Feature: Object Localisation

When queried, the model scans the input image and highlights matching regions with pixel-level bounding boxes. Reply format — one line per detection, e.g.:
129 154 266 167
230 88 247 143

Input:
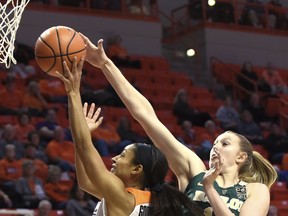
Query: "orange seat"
134 73 153 85
270 182 288 200
29 58 44 75
190 97 221 118
132 122 147 137
154 85 178 98
252 144 269 159
156 111 178 126
151 74 173 85
170 72 193 88
30 116 45 125
150 56 170 71
138 56 153 70
55 106 69 128
0 70 8 83
165 168 176 185
0 115 17 126
212 62 236 86
266 97 281 117
85 73 109 90
282 153 288 171
153 95 174 110
271 181 287 192
138 83 157 98
105 107 132 123
187 86 213 99
270 200 288 216
279 103 288 127
102 157 112 170
168 124 183 137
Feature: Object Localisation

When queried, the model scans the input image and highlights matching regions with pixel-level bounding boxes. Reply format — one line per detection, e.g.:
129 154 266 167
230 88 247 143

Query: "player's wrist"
67 89 81 97
100 58 112 69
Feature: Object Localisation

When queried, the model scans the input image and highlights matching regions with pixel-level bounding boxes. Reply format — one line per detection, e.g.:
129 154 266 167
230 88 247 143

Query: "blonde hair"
228 131 278 188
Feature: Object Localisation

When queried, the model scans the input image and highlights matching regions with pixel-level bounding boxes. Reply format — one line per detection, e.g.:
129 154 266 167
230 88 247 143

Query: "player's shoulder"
246 182 269 195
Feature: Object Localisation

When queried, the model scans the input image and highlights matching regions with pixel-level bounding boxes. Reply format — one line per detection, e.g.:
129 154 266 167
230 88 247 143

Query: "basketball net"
0 0 30 68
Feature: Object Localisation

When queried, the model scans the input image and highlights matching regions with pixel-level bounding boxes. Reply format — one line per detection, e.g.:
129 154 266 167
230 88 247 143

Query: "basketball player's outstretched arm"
56 57 136 209
80 34 206 190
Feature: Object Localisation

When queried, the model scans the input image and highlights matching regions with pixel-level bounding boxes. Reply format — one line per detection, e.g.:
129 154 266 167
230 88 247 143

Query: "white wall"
157 0 188 16
205 28 288 69
15 4 288 70
280 0 288 7
17 9 162 56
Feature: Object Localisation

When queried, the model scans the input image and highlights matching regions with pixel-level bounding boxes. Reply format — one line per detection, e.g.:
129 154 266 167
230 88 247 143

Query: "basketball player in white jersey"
56 56 203 216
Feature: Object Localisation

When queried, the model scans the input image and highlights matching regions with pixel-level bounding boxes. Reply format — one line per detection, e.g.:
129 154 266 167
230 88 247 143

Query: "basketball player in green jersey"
79 33 278 216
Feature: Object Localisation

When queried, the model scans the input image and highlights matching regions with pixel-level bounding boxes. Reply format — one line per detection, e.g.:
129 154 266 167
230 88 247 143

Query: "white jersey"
92 188 151 216
92 198 106 216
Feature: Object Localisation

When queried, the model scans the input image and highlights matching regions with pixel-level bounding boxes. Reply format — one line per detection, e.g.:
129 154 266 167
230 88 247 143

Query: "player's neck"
217 171 239 188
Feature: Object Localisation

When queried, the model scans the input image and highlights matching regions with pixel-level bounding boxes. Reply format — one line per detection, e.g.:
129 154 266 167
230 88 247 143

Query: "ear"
236 152 248 164
131 164 143 175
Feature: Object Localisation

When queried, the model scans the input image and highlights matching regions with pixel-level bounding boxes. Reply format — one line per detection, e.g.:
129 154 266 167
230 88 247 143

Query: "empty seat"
270 200 288 216
270 181 288 200
252 144 269 159
188 86 213 99
0 115 17 126
282 153 288 171
170 73 193 88
102 157 113 170
266 97 281 117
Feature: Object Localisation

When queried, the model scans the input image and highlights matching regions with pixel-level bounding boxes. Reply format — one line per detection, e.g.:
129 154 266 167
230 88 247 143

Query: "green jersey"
184 172 247 216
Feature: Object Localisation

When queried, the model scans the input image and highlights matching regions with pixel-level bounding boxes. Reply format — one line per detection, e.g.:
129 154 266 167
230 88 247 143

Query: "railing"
210 56 288 130
168 0 288 39
210 57 255 100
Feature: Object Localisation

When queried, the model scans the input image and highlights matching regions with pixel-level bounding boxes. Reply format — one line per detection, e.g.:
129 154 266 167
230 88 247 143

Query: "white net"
0 0 30 68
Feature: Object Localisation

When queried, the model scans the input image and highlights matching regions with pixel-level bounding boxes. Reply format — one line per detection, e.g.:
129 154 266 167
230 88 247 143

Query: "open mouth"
210 153 218 159
110 164 116 172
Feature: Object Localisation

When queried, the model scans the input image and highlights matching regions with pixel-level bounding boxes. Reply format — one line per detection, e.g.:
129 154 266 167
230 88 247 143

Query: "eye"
120 152 125 157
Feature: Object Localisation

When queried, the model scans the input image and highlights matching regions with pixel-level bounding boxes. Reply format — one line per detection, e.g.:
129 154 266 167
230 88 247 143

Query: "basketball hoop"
0 0 30 68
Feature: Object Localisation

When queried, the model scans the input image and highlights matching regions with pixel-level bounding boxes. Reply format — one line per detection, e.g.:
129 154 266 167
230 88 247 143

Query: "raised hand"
83 102 103 132
55 56 84 94
79 33 109 69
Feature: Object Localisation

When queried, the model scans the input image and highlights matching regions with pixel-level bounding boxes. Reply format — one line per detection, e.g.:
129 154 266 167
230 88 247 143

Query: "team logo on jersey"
235 185 247 199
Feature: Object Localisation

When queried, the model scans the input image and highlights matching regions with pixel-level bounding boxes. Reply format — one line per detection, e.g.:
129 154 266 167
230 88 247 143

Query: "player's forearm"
67 92 94 152
204 184 235 216
68 92 107 186
75 152 99 195
101 59 154 120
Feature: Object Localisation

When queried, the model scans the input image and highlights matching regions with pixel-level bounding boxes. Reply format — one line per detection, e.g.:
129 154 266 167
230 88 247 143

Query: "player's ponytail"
133 143 203 216
228 131 278 188
149 183 203 216
239 151 277 188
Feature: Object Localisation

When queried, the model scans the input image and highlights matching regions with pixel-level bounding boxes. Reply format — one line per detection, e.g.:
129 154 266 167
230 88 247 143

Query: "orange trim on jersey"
126 188 151 205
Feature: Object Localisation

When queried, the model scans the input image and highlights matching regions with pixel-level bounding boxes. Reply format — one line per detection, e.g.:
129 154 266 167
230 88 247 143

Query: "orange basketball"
34 26 86 77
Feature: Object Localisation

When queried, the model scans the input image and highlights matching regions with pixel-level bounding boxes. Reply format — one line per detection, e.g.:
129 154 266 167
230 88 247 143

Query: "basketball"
34 26 86 77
